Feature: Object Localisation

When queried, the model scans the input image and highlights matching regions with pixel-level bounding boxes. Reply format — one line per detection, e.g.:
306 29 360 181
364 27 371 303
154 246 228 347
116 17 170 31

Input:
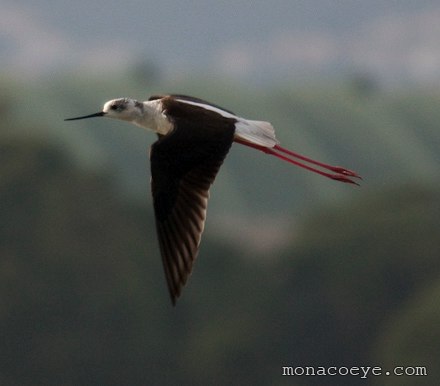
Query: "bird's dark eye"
110 104 118 110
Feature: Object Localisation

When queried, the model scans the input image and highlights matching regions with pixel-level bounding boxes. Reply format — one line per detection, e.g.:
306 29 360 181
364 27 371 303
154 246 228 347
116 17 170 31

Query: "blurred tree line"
0 70 440 386
1 132 439 385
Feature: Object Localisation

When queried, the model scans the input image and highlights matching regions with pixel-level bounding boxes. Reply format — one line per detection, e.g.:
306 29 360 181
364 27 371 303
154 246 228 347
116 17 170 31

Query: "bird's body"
100 95 279 147
66 94 360 304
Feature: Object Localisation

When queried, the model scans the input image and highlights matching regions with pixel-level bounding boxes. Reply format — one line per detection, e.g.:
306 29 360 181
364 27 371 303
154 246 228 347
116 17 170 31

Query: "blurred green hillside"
1 73 440 385
3 72 439 212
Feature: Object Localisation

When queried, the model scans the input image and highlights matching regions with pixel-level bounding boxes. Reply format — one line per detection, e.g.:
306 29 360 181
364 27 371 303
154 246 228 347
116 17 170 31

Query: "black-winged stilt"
66 94 360 304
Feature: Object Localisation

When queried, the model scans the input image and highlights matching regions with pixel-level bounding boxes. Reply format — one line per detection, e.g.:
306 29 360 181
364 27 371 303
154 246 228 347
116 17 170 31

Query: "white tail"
234 119 279 148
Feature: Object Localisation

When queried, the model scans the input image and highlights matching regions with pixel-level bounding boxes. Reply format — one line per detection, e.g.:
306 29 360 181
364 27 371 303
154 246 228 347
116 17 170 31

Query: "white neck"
133 100 173 135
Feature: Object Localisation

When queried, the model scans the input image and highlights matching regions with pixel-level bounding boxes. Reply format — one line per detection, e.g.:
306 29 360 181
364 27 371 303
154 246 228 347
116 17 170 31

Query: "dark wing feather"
149 94 236 115
150 97 236 304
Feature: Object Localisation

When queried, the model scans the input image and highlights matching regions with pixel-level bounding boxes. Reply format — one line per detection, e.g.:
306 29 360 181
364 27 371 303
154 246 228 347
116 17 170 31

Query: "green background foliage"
1 73 439 385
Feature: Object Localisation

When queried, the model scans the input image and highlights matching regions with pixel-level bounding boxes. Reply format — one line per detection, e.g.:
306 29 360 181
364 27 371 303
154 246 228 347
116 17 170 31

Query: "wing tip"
168 282 182 306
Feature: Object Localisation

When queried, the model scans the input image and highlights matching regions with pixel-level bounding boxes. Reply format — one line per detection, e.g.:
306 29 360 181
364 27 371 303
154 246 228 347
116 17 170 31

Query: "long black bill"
64 112 105 121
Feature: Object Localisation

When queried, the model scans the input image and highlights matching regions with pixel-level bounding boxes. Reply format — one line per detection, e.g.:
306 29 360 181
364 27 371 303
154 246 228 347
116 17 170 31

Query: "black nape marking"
135 100 144 112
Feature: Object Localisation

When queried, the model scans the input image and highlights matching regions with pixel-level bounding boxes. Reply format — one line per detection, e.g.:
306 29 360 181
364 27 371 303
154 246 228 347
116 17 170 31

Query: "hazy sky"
3 0 440 84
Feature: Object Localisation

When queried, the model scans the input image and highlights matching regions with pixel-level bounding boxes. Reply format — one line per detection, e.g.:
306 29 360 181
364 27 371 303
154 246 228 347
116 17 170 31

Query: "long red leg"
274 144 361 179
234 139 360 185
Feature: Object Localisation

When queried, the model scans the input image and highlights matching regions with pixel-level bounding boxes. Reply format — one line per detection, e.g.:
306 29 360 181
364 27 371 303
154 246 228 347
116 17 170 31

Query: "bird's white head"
102 98 144 121
65 98 144 123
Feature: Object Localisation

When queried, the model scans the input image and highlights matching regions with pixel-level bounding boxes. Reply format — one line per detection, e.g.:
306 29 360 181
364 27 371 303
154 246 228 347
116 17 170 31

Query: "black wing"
150 97 236 304
148 94 236 115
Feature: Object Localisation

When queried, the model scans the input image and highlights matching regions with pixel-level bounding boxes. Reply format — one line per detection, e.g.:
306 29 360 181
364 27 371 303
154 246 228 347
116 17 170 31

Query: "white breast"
137 100 173 135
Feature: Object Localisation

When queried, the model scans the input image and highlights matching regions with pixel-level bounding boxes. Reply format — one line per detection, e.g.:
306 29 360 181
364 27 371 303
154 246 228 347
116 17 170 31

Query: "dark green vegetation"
1 75 439 385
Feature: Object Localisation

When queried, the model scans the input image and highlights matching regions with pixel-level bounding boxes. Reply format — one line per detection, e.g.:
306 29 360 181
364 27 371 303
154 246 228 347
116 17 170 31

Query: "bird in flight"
66 94 360 304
